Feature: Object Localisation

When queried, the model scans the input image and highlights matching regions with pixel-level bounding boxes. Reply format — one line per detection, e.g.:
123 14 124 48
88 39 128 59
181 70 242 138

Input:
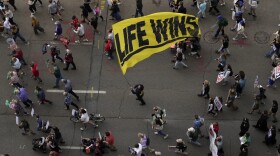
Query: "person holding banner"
197 80 210 99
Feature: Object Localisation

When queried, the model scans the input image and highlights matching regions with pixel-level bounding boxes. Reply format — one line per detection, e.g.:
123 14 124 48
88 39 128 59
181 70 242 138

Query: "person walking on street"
103 131 117 151
80 5 89 23
263 125 277 145
197 80 210 99
208 98 217 116
13 48 27 65
4 5 15 25
248 0 258 17
27 0 36 14
152 115 168 139
216 34 230 55
253 110 269 132
73 23 88 43
239 118 249 136
197 1 206 19
61 79 80 101
11 24 29 45
209 0 220 15
214 15 228 38
225 85 238 110
35 86 52 105
48 0 62 21
19 119 36 135
7 71 22 88
269 100 278 123
31 15 44 35
177 1 186 14
15 87 34 108
54 20 62 40
63 92 79 110
248 95 262 114
10 99 29 115
48 63 63 88
233 20 247 41
135 0 144 17
63 49 76 70
193 114 204 137
131 84 145 105
7 0 17 11
34 0 43 7
104 39 113 59
30 62 43 83
235 71 246 98
49 45 63 63
138 133 155 153
173 47 188 69
110 1 121 21
90 16 100 34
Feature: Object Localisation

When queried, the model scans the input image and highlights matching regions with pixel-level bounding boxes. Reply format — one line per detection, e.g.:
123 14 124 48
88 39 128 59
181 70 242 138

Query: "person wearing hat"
61 79 80 101
63 49 76 70
30 62 43 83
168 138 187 154
186 127 201 146
197 1 207 19
214 15 228 38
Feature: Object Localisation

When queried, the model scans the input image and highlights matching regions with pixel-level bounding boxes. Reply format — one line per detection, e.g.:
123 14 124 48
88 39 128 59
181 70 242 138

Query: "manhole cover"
203 31 220 44
254 31 270 44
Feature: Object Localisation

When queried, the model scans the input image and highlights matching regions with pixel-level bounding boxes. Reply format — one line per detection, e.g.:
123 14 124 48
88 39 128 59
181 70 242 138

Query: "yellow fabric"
112 12 201 74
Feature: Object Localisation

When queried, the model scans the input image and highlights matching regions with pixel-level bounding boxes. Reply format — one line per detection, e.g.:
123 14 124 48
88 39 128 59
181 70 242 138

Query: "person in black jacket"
269 100 278 123
110 1 121 21
253 110 269 132
131 84 145 105
239 118 249 136
177 1 186 14
263 125 277 145
209 0 220 15
135 0 144 17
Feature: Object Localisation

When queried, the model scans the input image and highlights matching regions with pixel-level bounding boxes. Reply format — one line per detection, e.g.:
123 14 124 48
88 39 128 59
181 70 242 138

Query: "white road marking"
49 42 93 45
46 90 106 94
60 146 82 150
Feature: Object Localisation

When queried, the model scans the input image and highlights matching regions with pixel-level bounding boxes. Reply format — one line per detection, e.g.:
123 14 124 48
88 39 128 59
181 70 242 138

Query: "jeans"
55 76 63 87
13 32 27 43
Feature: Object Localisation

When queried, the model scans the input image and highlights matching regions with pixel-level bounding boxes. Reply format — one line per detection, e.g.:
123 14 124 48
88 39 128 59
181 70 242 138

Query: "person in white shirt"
3 17 11 35
132 143 143 156
73 24 88 43
11 57 21 73
79 108 98 130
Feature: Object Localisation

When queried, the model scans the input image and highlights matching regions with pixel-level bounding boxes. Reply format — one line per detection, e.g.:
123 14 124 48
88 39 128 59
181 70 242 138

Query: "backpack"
146 137 150 146
220 18 228 27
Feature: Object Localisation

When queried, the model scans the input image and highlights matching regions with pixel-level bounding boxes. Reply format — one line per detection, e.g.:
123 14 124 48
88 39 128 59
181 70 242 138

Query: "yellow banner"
112 12 201 74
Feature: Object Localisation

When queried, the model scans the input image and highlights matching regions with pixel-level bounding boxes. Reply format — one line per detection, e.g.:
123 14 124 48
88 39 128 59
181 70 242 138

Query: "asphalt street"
0 0 280 156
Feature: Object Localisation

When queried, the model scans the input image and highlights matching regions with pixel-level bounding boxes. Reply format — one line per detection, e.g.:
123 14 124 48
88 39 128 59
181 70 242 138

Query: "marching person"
11 24 29 45
131 84 145 105
138 133 154 153
54 20 62 40
216 34 230 55
235 71 246 98
208 98 217 116
15 87 34 108
187 127 201 146
63 49 76 70
215 53 227 71
61 79 80 101
263 125 277 145
173 47 188 69
233 20 247 41
63 92 79 110
239 118 250 136
253 110 269 132
34 86 52 105
152 114 168 139
49 63 63 88
104 39 113 60
193 114 204 137
7 71 22 88
30 62 43 83
197 80 210 99
103 131 117 151
268 100 278 123
214 15 228 38
197 1 206 19
19 119 36 135
248 95 262 114
49 45 63 63
31 15 44 35
225 85 238 110
73 23 88 43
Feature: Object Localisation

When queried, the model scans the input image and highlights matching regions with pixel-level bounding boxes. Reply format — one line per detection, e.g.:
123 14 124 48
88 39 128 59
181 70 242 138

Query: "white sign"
16 116 19 125
214 96 223 111
216 72 225 83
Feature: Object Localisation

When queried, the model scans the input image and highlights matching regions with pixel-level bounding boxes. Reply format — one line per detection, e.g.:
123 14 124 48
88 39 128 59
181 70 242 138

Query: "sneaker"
83 39 89 42
224 103 227 106
75 40 80 43
80 127 84 131
163 134 169 139
25 41 30 45
154 131 158 135
233 38 237 41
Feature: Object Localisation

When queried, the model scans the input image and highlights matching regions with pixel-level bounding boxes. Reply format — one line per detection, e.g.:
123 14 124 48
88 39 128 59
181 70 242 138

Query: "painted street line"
49 41 93 45
46 90 106 94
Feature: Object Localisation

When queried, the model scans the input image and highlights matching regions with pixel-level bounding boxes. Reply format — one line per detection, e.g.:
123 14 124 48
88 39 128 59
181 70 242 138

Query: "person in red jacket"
71 15 80 30
13 48 27 65
104 39 113 60
30 62 42 83
63 49 76 70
